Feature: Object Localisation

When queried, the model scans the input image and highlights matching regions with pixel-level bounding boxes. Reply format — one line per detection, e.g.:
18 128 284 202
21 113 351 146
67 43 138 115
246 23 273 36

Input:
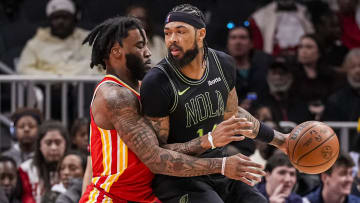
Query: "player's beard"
168 42 199 69
125 53 150 81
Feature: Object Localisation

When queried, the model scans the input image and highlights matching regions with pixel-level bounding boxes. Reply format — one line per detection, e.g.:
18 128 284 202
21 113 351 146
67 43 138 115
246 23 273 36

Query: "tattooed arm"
146 106 252 156
98 84 222 176
97 84 265 181
225 87 288 153
145 116 211 156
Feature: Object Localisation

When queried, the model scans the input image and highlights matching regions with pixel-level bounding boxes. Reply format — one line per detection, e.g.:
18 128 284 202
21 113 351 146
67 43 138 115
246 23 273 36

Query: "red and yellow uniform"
80 75 158 203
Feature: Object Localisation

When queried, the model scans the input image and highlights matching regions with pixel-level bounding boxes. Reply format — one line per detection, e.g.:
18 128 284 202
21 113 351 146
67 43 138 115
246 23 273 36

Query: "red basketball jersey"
89 74 156 202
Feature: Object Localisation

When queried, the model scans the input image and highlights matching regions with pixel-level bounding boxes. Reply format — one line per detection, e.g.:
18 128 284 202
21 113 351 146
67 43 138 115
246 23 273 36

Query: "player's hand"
210 116 252 148
269 184 287 203
224 153 265 186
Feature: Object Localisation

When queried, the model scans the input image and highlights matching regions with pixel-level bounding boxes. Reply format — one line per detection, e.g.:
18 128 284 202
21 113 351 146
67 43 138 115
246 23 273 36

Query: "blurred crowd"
0 0 360 202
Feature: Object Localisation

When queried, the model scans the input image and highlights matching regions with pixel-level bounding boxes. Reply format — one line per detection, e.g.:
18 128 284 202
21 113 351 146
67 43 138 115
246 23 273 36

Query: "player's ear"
111 43 123 59
197 28 206 44
111 47 122 59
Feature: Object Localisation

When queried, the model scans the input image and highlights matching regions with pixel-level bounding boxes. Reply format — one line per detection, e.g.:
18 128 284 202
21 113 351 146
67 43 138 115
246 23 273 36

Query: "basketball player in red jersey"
79 16 266 203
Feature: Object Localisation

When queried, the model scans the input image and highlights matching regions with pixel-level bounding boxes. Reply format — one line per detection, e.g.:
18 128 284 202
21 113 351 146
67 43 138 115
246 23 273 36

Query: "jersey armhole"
209 48 231 93
156 65 178 114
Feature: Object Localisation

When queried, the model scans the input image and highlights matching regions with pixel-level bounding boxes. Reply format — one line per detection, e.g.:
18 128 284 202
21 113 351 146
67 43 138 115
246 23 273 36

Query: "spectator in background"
256 153 303 203
322 49 360 159
126 4 167 66
293 34 340 121
313 8 348 70
2 108 42 166
323 49 360 122
19 121 69 203
256 56 312 123
226 24 273 108
16 0 102 122
249 0 314 56
0 156 22 203
337 0 360 49
55 151 86 203
17 0 99 75
304 152 360 203
351 156 360 197
69 118 89 154
42 151 86 203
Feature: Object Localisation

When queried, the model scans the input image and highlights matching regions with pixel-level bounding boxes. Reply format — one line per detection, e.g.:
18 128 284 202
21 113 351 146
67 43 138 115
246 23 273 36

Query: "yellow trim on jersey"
102 195 113 203
105 74 140 97
96 126 129 192
99 128 109 176
87 187 99 203
91 177 100 185
104 129 112 175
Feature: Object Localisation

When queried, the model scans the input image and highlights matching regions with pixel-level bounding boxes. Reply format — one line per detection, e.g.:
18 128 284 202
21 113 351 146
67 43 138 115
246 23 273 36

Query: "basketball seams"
295 133 336 164
291 123 319 163
294 148 339 168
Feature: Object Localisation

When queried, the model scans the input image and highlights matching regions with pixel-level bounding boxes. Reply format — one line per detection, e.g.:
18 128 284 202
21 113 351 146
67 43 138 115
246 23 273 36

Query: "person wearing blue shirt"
304 152 360 203
256 152 303 203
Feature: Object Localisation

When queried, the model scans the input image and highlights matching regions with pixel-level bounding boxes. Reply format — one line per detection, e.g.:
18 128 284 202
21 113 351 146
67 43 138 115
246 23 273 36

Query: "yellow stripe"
124 140 128 168
357 117 360 132
117 135 121 173
104 130 112 175
105 74 140 96
86 187 98 203
104 137 124 192
91 177 100 185
100 175 112 191
99 128 108 176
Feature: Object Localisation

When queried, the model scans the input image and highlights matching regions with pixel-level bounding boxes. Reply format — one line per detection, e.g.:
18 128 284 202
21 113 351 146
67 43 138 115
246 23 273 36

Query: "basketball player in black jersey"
140 4 290 203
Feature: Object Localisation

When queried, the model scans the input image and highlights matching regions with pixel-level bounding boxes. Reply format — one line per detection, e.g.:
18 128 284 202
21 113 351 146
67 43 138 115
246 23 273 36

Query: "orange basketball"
287 121 339 174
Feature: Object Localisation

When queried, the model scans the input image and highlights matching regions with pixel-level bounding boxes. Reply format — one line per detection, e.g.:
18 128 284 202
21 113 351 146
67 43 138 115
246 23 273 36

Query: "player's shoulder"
210 49 232 59
209 48 237 73
142 60 172 87
210 48 236 66
98 82 138 107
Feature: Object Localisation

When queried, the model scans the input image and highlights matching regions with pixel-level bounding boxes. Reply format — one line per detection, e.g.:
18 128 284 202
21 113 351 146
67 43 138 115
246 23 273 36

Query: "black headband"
165 12 205 29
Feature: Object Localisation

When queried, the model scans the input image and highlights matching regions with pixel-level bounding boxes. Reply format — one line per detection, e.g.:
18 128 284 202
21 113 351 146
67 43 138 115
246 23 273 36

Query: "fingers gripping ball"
287 121 339 174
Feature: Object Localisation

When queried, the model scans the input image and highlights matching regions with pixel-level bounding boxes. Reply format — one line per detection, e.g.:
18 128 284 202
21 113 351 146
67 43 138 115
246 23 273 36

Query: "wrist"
209 158 223 174
200 135 211 150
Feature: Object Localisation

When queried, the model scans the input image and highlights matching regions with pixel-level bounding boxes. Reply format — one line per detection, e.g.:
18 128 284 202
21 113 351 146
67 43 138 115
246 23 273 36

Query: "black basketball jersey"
141 48 236 158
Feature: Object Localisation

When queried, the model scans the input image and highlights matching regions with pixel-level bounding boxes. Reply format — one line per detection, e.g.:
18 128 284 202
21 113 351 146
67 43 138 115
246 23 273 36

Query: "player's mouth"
170 48 181 56
169 45 183 57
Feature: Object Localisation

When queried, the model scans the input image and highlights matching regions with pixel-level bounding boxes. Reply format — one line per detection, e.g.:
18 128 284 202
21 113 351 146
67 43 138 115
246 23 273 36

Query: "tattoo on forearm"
146 116 169 145
237 107 260 139
162 137 208 156
147 116 208 156
224 88 238 120
270 131 286 148
103 84 221 176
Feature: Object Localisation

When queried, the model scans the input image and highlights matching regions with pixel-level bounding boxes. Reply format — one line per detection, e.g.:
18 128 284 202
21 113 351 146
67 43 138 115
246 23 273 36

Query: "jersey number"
197 124 217 137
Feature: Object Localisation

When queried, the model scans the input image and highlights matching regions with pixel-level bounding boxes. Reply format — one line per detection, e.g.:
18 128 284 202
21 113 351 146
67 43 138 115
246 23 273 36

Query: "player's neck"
322 187 346 203
180 49 205 80
106 69 139 90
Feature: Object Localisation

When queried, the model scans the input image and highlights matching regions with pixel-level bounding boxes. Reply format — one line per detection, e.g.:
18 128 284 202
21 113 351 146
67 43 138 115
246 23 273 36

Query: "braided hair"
83 16 145 69
169 4 209 61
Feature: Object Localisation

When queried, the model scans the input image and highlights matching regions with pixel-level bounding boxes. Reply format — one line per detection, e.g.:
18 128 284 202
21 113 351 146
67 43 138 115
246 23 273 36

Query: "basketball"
287 121 339 174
